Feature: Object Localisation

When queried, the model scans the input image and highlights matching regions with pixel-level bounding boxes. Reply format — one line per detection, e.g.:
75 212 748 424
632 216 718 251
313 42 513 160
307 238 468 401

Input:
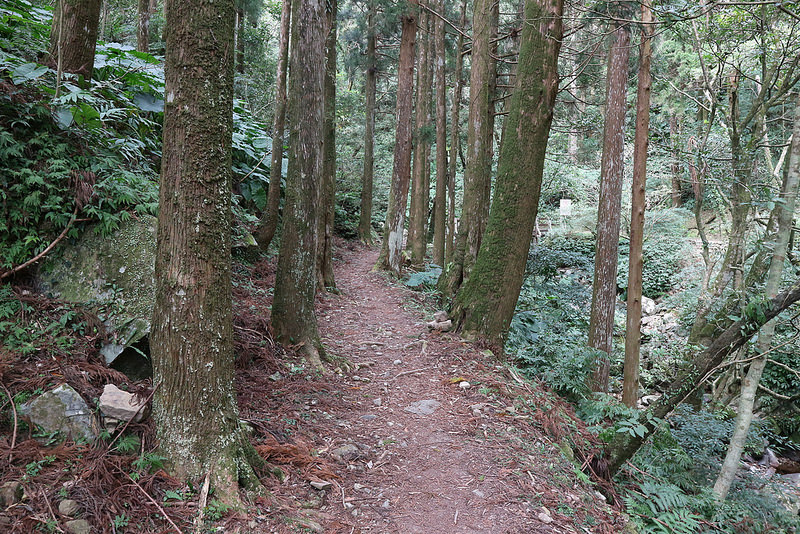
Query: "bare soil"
0 242 627 533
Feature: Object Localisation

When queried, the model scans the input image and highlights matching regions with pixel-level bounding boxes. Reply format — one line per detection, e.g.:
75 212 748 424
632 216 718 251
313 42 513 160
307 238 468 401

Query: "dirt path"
294 245 623 533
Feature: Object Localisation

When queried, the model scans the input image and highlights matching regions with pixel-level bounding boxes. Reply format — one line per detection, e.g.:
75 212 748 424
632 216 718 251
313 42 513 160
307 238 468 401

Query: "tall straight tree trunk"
152 0 262 504
431 0 447 266
136 0 150 53
713 98 800 501
669 114 682 207
588 22 630 392
446 0 468 264
317 0 337 291
451 0 564 344
622 1 654 408
48 0 102 81
407 9 430 267
255 0 290 251
443 0 493 295
376 3 417 275
272 0 328 368
358 0 377 245
236 7 245 73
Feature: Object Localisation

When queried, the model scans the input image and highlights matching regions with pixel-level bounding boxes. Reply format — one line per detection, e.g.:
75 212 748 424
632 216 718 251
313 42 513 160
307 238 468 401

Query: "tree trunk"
607 277 800 476
316 0 337 291
588 22 630 392
358 0 377 245
713 96 800 501
450 0 564 345
254 0 290 252
376 3 417 275
407 8 430 267
236 7 245 73
669 114 682 207
446 0 468 265
442 0 494 296
136 0 150 53
48 0 102 81
622 1 653 408
431 0 447 267
272 0 328 368
153 0 262 504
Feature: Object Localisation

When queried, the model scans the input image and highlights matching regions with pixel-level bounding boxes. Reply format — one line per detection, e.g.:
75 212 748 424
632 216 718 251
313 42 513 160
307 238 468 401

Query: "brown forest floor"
0 242 628 533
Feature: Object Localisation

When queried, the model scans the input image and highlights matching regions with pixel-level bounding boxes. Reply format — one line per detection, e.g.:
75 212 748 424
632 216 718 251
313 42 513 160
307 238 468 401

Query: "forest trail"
271 244 624 533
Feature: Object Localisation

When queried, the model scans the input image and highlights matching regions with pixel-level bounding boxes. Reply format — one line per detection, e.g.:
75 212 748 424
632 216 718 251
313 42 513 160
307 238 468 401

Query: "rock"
309 480 332 491
296 519 323 533
537 510 553 524
404 399 441 416
382 499 391 509
64 519 92 534
427 319 452 332
58 499 81 517
393 359 402 365
433 310 448 322
0 515 12 528
641 296 656 316
372 397 382 407
640 394 661 406
360 414 377 421
36 216 157 378
99 384 148 423
459 381 471 390
19 384 98 442
472 489 485 499
331 444 361 463
0 481 23 507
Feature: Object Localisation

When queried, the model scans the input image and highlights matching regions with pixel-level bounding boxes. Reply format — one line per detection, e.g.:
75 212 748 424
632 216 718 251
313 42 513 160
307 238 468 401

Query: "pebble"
58 499 81 517
360 414 377 421
472 489 485 499
393 359 402 365
310 480 333 491
373 397 382 406
459 381 471 390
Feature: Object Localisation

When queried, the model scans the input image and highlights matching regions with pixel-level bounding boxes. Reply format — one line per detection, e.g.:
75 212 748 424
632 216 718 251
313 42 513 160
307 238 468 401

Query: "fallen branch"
124 470 184 534
1 381 18 462
0 206 79 280
391 366 434 380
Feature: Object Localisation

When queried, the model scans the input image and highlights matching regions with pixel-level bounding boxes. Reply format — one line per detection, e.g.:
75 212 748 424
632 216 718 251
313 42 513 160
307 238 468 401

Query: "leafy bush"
405 264 442 289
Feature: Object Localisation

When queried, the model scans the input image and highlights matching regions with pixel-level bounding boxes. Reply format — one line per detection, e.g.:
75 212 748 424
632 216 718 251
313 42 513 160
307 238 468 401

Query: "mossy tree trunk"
316 0 337 291
450 0 564 344
442 0 494 296
152 0 262 505
48 0 102 81
254 0 290 252
607 278 800 476
358 0 377 245
236 7 245 73
431 0 447 267
622 1 653 408
376 2 418 275
588 21 630 392
407 9 430 267
272 0 328 369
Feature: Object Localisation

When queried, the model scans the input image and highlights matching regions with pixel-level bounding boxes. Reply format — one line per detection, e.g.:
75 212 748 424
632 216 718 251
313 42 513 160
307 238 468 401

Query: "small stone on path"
331 444 361 463
310 480 333 491
64 519 92 534
404 399 441 415
58 499 81 517
0 482 22 507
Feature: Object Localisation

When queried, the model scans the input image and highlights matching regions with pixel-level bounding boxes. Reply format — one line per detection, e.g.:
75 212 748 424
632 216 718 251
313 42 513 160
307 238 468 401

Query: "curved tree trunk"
450 0 564 345
431 0 447 267
272 0 328 369
358 0 377 245
152 0 262 505
713 95 800 501
376 3 418 275
588 22 630 392
622 1 653 408
316 0 337 291
48 0 102 81
254 0 291 251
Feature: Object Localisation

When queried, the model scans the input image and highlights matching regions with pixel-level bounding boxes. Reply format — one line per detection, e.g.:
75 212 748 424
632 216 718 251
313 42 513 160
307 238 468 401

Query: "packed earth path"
259 244 626 533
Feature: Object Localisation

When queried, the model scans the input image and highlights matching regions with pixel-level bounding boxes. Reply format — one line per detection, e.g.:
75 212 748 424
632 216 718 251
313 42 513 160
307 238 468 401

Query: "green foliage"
405 264 442 289
112 514 130 530
115 434 141 455
130 452 167 480
203 498 232 521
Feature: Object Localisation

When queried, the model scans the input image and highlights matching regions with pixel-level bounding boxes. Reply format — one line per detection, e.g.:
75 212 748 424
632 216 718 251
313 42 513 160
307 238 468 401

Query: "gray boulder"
19 384 98 442
37 216 156 374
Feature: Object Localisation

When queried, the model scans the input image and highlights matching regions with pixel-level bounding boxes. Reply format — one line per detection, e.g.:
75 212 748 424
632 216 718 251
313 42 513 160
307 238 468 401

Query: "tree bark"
443 0 494 296
669 114 682 207
622 1 654 408
431 0 447 267
445 0 468 265
316 0 337 291
136 0 150 53
358 0 377 245
272 0 328 368
607 277 800 476
376 3 417 275
588 22 630 392
713 95 800 502
254 0 290 252
153 0 262 504
407 8 431 267
450 0 564 344
48 0 102 81
236 7 245 73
